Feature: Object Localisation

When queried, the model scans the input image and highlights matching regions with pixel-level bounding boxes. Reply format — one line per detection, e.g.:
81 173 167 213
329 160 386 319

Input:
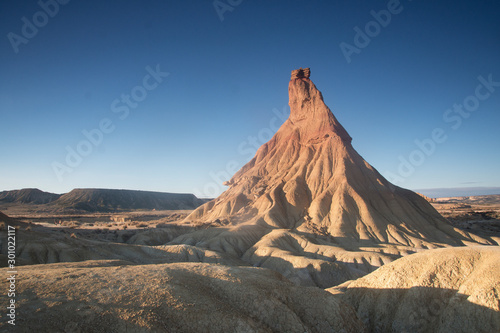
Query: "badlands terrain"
1 69 499 332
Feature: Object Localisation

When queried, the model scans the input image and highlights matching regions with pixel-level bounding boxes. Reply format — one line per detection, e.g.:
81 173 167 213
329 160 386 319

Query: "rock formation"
291 67 311 79
186 68 489 249
172 68 499 287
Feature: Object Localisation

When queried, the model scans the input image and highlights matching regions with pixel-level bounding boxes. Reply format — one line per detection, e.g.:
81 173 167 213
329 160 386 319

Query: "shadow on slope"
334 286 500 333
329 245 500 332
0 261 367 332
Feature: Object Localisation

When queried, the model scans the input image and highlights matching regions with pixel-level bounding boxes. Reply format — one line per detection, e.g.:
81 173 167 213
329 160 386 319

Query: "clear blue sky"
1 0 499 198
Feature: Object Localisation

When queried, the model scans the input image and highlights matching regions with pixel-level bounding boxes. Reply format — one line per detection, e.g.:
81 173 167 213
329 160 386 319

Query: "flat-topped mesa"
291 67 311 80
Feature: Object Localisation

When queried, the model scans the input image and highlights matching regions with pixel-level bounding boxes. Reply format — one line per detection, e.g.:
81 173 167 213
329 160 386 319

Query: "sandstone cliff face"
186 70 489 249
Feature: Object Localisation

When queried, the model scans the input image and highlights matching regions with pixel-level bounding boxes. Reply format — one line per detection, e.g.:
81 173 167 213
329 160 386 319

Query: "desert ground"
2 194 499 249
1 195 499 332
431 195 500 237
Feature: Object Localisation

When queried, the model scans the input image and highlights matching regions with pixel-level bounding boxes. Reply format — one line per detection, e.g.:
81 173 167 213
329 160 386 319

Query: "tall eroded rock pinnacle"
187 68 487 248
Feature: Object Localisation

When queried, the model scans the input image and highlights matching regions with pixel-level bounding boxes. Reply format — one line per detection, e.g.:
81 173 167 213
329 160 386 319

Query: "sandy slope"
329 246 500 332
0 261 366 332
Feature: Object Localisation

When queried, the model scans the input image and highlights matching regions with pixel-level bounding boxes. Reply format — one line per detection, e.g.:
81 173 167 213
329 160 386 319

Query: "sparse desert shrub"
122 225 128 230
136 223 147 228
87 223 94 227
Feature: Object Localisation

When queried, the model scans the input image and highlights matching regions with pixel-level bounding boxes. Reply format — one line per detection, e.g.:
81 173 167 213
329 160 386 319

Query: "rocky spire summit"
290 67 311 80
287 68 352 143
